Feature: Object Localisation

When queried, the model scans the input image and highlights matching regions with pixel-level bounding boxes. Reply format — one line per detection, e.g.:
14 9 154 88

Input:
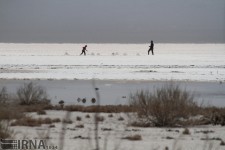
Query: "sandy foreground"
10 110 225 150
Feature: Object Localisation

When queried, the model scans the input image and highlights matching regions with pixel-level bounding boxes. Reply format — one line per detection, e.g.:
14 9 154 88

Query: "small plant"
101 128 112 131
118 116 124 121
95 116 104 122
85 114 90 118
75 124 84 128
76 116 82 121
63 119 73 124
183 128 190 135
52 118 61 123
49 124 55 128
37 110 46 115
108 114 113 118
220 140 225 146
164 136 174 140
11 117 60 127
122 134 142 141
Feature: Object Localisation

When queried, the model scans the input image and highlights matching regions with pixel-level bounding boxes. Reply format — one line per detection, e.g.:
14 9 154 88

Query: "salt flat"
0 43 224 81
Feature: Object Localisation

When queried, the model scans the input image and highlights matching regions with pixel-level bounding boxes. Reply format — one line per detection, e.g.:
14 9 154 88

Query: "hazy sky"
0 0 224 43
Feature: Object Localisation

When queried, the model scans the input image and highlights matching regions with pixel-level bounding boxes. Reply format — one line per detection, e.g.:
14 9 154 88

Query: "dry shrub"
85 114 90 118
164 136 174 140
202 107 225 126
75 124 84 128
11 117 61 127
122 134 142 141
76 116 82 121
221 140 225 146
95 116 104 122
183 128 190 135
118 116 124 121
101 128 112 131
11 116 41 127
17 82 50 105
49 124 55 128
52 118 61 123
37 110 46 115
108 114 113 118
62 119 73 124
73 135 90 140
63 105 134 113
129 83 198 127
64 105 84 111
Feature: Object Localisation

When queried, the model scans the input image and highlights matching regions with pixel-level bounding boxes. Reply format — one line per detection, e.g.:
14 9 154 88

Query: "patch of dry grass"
122 134 142 141
63 105 134 113
75 124 84 128
183 128 190 135
37 110 47 115
11 116 61 127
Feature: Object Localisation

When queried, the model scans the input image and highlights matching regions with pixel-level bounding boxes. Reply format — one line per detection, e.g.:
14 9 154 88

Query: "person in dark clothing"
148 41 154 55
80 45 88 56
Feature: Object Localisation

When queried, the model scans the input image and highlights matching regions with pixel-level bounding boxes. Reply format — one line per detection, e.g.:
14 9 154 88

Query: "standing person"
148 41 154 55
80 45 88 56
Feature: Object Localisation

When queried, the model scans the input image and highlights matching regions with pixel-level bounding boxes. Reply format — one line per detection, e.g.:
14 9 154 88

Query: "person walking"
148 41 154 55
80 45 88 56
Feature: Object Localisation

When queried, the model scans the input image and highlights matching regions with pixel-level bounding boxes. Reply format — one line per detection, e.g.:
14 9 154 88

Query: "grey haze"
0 0 224 43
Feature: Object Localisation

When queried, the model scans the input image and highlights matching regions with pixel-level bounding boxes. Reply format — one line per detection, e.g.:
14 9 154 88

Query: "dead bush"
75 124 84 128
76 116 82 121
0 87 8 104
118 116 124 121
52 118 61 123
17 82 50 105
11 117 60 127
221 140 225 146
122 134 142 141
11 116 41 127
62 119 73 124
108 114 113 118
183 128 190 135
85 114 90 118
37 110 46 115
95 116 104 122
129 83 198 127
49 124 55 128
